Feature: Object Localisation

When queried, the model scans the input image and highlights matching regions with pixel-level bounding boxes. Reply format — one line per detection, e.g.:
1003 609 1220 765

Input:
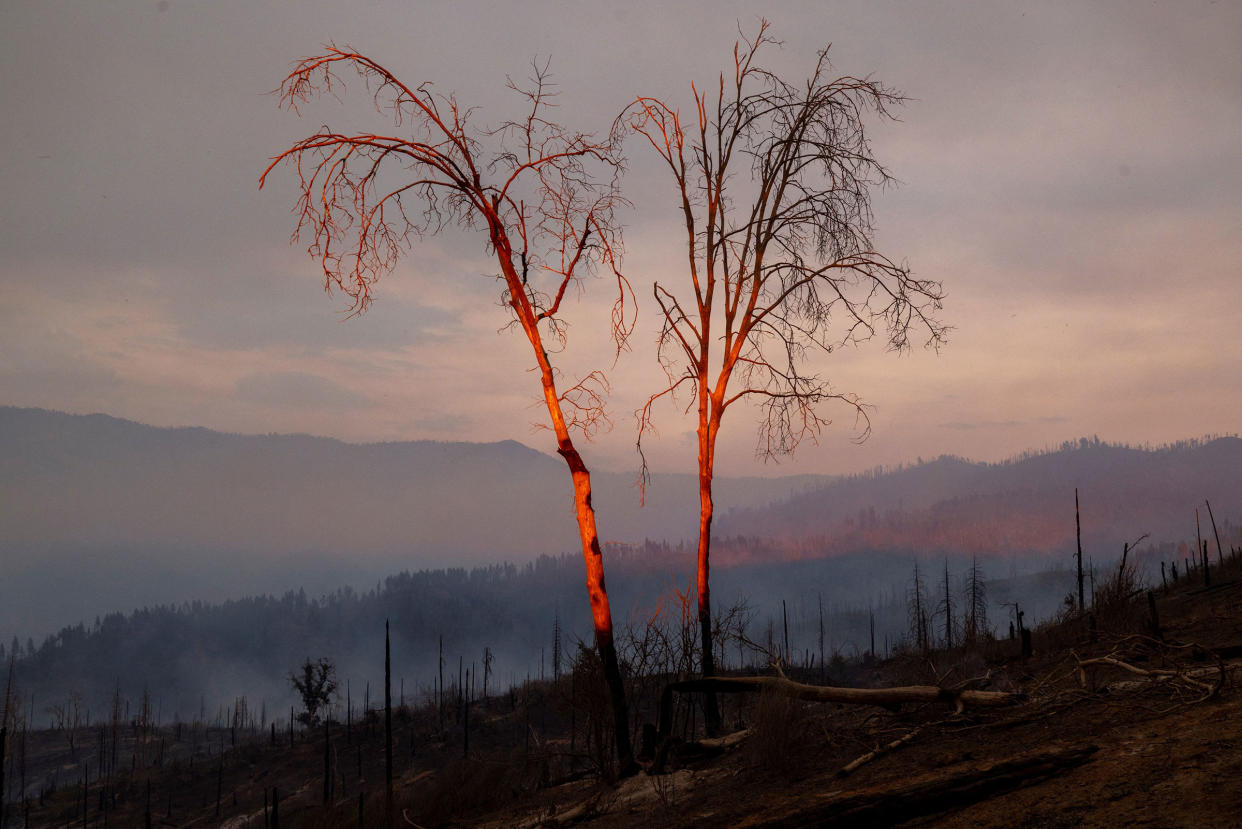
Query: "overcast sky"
2 0 1239 478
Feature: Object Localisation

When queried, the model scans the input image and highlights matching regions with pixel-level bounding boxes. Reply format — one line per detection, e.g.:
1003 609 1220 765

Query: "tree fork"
630 26 944 753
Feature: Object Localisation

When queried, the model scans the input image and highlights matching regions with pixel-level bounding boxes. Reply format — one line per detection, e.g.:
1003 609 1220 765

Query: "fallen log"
1074 652 1216 693
656 676 1021 737
748 743 1099 828
836 727 922 778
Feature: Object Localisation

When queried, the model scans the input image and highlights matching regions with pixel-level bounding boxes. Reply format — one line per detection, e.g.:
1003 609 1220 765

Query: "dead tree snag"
263 47 638 774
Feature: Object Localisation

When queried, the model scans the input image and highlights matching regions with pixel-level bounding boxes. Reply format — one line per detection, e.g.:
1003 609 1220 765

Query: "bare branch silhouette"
621 21 947 734
263 46 638 774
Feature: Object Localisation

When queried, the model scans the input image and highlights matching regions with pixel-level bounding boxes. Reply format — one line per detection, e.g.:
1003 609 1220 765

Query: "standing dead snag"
1076 488 1085 612
1205 499 1224 567
963 554 988 647
385 620 393 828
262 47 638 774
909 560 931 654
625 22 946 734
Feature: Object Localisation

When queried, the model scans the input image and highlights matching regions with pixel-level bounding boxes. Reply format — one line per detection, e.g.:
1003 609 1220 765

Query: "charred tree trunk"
0 725 6 829
495 248 635 775
627 23 945 753
385 619 393 828
1076 488 1085 612
323 717 331 806
782 599 790 665
1196 507 1203 564
696 404 723 737
1147 591 1162 640
557 442 636 775
942 560 954 650
910 562 929 654
818 595 826 674
264 46 639 783
1206 500 1224 566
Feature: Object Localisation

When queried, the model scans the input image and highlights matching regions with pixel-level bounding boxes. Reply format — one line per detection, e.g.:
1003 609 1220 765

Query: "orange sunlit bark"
263 46 637 774
628 22 946 735
499 247 619 641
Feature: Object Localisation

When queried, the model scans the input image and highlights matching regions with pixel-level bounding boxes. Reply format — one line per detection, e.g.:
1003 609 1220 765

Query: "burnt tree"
263 48 638 773
626 22 945 732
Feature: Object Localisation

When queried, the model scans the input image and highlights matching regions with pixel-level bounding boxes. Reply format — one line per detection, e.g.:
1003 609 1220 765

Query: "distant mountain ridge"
714 435 1242 563
0 406 828 560
2 406 572 557
0 406 829 639
2 406 1238 643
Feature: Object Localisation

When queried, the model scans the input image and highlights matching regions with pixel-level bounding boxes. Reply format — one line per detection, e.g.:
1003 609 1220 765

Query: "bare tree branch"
263 45 639 774
621 21 948 735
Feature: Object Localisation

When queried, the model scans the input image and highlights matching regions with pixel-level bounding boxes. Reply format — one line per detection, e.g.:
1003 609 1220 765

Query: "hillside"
3 406 1237 647
716 436 1242 563
5 545 1060 727
11 544 1242 827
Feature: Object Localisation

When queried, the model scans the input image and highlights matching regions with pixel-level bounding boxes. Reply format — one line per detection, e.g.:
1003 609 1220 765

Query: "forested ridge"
5 410 1239 727
7 556 589 724
718 435 1242 561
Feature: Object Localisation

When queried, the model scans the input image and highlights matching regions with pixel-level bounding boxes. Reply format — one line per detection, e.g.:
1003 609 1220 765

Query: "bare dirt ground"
479 573 1242 829
12 563 1241 828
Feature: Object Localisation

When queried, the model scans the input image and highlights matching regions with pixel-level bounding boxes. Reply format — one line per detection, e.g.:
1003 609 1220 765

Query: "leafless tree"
909 560 930 655
939 559 955 650
624 22 946 731
962 554 989 647
261 47 638 773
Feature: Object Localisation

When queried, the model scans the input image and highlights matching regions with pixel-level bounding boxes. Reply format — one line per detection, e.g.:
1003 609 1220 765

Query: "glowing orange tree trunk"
629 22 947 735
694 389 724 729
263 48 636 773
494 241 636 774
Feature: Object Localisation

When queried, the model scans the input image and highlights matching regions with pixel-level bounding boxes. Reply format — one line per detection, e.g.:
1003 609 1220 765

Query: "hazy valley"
3 406 1238 724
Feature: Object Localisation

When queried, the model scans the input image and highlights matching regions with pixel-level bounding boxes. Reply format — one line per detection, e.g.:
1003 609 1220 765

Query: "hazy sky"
2 0 1239 478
